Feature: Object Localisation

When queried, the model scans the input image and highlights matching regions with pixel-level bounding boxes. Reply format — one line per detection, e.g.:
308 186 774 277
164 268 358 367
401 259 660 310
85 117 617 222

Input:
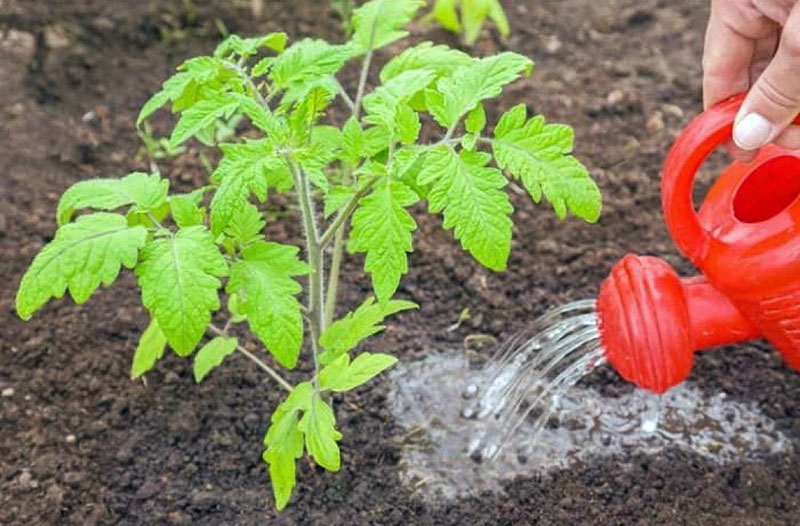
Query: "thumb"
733 4 800 151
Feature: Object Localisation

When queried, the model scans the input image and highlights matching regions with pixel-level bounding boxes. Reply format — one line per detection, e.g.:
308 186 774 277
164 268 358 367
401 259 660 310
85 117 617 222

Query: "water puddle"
387 350 793 501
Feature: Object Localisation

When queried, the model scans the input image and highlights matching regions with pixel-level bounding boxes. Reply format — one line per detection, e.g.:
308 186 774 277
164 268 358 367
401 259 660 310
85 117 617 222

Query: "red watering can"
597 93 800 393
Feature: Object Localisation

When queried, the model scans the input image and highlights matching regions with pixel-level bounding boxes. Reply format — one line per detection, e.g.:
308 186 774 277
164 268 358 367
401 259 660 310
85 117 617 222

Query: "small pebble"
2 387 14 397
544 35 562 54
65 434 76 444
646 112 665 134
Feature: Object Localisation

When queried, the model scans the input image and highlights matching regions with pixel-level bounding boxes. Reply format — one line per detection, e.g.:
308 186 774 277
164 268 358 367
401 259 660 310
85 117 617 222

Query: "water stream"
387 301 792 501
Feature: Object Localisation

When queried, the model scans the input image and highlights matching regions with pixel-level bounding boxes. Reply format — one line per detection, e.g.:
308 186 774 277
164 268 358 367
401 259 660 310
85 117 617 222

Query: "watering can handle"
661 93 800 265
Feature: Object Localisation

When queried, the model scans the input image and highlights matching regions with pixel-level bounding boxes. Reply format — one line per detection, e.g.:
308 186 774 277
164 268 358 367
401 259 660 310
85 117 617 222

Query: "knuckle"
755 76 800 110
780 30 800 60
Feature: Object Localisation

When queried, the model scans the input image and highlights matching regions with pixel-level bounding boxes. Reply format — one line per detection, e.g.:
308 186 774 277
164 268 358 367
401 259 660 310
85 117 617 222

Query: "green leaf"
251 56 274 77
232 93 284 139
135 226 228 355
226 242 308 368
193 336 238 382
270 39 352 90
319 297 417 363
214 32 287 59
263 382 312 511
170 93 240 147
348 178 418 302
462 0 492 45
341 116 365 165
380 41 472 83
57 172 169 226
427 52 533 129
418 146 512 270
297 393 342 471
16 213 147 320
396 104 420 144
432 0 461 32
492 107 601 221
350 0 425 54
487 0 510 37
137 89 171 127
169 194 205 228
324 186 356 219
130 317 168 379
225 201 265 247
320 352 398 392
227 293 247 323
363 69 436 134
461 133 478 151
210 140 291 236
465 103 486 134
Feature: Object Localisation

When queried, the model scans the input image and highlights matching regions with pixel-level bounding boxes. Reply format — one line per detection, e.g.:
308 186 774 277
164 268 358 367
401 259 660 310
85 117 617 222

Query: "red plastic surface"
598 93 800 392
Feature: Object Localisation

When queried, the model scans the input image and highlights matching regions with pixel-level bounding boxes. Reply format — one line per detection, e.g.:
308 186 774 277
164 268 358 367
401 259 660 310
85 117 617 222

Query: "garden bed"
1 0 799 524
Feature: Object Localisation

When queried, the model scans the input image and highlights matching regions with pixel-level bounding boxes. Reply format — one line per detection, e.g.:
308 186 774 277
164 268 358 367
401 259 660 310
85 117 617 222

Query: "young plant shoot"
428 0 510 45
14 0 600 510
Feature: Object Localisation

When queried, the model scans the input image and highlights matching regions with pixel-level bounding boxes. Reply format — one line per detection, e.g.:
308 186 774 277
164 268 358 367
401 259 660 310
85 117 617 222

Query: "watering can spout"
597 255 759 393
597 93 800 393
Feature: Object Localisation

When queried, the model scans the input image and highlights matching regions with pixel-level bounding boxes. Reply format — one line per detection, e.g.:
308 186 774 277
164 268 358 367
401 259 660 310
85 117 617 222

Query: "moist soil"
1 0 799 524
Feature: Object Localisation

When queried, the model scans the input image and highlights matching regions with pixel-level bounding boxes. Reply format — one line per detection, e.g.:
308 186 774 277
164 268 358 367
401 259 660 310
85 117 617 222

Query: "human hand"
703 0 800 160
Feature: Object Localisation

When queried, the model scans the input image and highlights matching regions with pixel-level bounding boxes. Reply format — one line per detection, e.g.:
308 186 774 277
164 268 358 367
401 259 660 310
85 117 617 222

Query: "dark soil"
2 0 799 524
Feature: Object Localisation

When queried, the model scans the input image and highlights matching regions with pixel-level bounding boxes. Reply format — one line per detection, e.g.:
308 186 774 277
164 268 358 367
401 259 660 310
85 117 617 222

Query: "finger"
734 4 800 151
749 32 779 84
702 8 754 109
725 141 758 162
773 125 800 150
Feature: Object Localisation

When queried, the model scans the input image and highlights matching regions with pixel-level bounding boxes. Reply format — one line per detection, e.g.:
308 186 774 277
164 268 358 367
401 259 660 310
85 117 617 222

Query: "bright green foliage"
226 242 307 369
224 202 265 247
57 172 169 225
298 393 343 470
16 213 147 319
263 382 311 510
270 38 352 91
350 0 425 54
16 2 601 511
429 0 510 45
492 105 601 221
426 52 532 129
131 318 168 379
210 140 291 236
419 147 512 270
320 352 398 392
348 178 419 302
380 41 472 83
193 336 238 382
319 298 417 365
136 227 228 355
215 33 287 60
170 93 241 148
170 191 206 228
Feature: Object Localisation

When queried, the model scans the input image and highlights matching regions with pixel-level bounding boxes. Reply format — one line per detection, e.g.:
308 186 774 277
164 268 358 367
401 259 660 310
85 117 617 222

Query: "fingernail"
733 113 772 150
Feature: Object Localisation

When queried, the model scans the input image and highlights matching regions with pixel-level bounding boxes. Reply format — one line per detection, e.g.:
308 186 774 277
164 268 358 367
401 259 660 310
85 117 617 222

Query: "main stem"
288 156 324 386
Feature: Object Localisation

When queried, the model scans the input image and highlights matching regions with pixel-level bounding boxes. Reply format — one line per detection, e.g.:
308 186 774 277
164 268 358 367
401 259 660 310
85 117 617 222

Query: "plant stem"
352 49 372 118
324 228 345 327
286 156 324 386
319 174 380 248
232 62 269 108
208 324 292 392
334 78 355 111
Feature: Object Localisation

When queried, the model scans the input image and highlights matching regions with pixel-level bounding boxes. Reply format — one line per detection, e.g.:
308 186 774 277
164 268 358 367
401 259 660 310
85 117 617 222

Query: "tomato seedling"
427 0 510 45
15 0 600 510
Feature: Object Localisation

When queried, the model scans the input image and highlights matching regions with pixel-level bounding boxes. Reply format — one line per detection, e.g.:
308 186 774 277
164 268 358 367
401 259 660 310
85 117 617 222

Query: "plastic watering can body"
597 93 800 393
